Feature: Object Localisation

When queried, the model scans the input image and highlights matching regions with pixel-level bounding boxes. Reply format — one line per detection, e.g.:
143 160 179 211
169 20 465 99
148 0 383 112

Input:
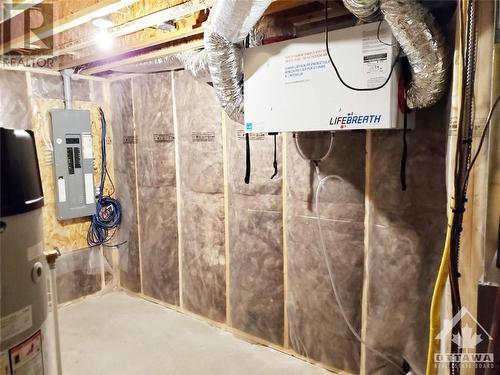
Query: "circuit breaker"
50 109 96 220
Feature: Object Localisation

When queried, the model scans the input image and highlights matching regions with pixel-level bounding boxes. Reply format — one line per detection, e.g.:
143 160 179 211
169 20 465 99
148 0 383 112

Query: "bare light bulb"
95 29 114 51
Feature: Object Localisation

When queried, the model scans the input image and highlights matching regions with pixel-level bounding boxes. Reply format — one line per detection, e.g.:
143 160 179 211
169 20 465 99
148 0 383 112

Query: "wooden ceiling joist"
57 25 205 70
52 0 214 57
81 37 204 75
0 0 140 54
0 0 44 25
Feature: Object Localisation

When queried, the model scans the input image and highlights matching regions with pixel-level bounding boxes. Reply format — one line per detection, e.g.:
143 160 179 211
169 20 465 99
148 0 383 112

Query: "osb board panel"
110 0 186 25
30 95 115 252
133 73 179 305
286 132 365 374
0 69 30 129
174 70 226 322
364 108 447 375
226 118 284 345
109 78 141 293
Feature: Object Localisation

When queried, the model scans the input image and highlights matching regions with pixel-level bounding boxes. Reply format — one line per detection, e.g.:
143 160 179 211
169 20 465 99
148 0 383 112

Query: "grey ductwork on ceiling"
111 51 211 82
343 0 449 109
204 0 448 122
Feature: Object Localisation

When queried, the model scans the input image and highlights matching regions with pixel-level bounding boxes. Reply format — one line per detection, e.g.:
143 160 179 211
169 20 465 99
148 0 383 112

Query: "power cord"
87 108 122 247
325 1 401 92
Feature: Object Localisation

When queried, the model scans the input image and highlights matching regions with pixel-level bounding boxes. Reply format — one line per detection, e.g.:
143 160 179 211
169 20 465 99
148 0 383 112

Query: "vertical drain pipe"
46 250 63 375
62 69 73 110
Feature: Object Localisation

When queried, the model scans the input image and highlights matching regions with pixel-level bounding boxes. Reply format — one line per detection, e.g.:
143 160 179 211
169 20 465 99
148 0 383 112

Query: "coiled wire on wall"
87 108 122 247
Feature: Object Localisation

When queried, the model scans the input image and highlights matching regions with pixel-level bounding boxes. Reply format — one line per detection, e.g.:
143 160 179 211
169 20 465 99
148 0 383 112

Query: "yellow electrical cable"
425 1 468 374
425 211 453 375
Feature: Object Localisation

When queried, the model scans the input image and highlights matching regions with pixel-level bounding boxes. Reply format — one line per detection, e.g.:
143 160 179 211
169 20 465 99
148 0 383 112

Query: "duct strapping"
204 0 272 124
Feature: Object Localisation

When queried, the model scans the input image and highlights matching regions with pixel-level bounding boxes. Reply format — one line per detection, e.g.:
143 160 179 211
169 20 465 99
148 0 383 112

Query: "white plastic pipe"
62 69 73 110
49 264 63 375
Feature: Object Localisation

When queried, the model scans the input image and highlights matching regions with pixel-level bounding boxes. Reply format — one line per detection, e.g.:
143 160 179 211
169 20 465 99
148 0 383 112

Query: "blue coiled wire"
87 108 122 247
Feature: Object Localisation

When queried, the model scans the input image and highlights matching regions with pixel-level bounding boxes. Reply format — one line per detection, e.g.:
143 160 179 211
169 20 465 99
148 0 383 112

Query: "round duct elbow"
381 0 449 109
204 30 244 124
342 0 381 22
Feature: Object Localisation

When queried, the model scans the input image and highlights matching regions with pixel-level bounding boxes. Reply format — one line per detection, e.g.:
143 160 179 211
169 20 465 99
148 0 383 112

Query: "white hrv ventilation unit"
243 22 413 133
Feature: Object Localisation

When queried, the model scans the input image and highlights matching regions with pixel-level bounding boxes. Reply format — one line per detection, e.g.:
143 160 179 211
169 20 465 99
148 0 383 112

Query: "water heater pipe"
46 250 63 375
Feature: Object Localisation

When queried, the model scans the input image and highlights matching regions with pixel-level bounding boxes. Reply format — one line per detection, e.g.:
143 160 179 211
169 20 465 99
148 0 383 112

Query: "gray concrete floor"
59 292 331 375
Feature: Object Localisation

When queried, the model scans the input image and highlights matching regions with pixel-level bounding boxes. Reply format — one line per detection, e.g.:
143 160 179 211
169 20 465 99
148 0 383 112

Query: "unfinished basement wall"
226 119 284 345
110 70 449 375
0 68 114 304
174 70 227 322
109 78 141 293
133 73 179 305
286 131 366 373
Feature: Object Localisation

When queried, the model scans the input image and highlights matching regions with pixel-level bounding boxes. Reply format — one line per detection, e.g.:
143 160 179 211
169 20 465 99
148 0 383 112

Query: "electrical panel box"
50 109 96 220
244 21 413 133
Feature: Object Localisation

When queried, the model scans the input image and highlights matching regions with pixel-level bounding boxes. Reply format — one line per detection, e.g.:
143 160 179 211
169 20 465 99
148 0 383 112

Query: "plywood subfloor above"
58 292 331 375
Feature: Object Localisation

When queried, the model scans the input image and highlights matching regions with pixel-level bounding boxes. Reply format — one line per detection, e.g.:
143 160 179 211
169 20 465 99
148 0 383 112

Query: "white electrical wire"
314 165 405 374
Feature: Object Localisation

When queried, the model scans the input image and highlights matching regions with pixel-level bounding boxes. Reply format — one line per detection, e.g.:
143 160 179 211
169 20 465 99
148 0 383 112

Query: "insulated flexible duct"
342 0 380 22
204 0 272 124
380 0 448 109
111 51 211 81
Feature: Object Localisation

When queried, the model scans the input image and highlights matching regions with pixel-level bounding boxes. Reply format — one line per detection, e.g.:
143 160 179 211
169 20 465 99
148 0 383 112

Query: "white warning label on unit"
9 331 44 375
1 352 11 375
362 29 390 87
84 173 95 205
82 133 93 159
27 242 43 262
0 306 32 342
57 178 66 203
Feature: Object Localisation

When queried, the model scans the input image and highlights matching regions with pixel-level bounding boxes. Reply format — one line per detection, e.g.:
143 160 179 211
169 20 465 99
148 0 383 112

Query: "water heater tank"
0 128 49 375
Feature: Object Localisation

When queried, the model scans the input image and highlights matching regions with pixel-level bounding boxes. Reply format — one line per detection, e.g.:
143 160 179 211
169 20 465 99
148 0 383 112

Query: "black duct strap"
244 133 251 184
400 110 408 191
270 132 278 179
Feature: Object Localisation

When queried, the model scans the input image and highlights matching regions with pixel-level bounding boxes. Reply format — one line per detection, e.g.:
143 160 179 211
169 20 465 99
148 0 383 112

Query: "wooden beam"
52 0 213 57
81 37 204 75
0 0 44 25
57 25 205 70
265 0 318 15
0 0 140 54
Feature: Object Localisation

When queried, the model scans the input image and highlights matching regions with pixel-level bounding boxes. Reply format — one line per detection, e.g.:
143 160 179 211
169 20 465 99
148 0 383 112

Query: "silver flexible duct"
342 0 380 22
380 0 448 109
205 0 272 123
111 50 211 82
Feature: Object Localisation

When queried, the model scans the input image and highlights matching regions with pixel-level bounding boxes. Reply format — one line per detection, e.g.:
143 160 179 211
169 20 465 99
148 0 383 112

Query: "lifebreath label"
0 306 33 342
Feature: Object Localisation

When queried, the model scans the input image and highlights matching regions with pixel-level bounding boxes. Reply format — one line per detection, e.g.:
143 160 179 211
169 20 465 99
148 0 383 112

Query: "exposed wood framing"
0 0 139 53
56 23 204 70
81 37 204 75
0 0 44 25
52 0 213 57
